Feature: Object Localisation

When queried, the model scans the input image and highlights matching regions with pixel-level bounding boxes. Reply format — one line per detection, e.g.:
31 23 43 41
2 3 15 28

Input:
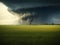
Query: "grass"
0 25 60 45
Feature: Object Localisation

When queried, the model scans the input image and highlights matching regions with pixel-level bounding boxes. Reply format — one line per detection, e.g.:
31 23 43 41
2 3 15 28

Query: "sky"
0 0 60 25
0 0 60 10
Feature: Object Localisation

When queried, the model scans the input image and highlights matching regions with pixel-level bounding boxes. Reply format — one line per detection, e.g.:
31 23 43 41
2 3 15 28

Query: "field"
0 25 60 45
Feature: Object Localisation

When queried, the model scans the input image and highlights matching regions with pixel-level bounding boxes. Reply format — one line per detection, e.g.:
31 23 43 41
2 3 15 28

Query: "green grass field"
0 25 60 45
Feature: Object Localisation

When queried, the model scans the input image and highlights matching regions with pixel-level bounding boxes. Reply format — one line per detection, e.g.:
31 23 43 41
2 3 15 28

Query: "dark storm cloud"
0 0 60 24
9 6 60 24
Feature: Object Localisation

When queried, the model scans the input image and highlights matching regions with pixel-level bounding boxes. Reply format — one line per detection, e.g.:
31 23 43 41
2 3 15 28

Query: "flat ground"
0 25 60 45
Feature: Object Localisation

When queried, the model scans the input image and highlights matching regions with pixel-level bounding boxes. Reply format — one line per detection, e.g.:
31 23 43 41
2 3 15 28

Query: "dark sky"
0 0 60 10
0 0 60 9
0 0 60 3
0 0 60 24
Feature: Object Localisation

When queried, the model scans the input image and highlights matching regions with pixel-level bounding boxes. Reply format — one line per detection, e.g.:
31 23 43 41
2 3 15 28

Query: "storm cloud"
8 6 60 24
0 0 60 25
